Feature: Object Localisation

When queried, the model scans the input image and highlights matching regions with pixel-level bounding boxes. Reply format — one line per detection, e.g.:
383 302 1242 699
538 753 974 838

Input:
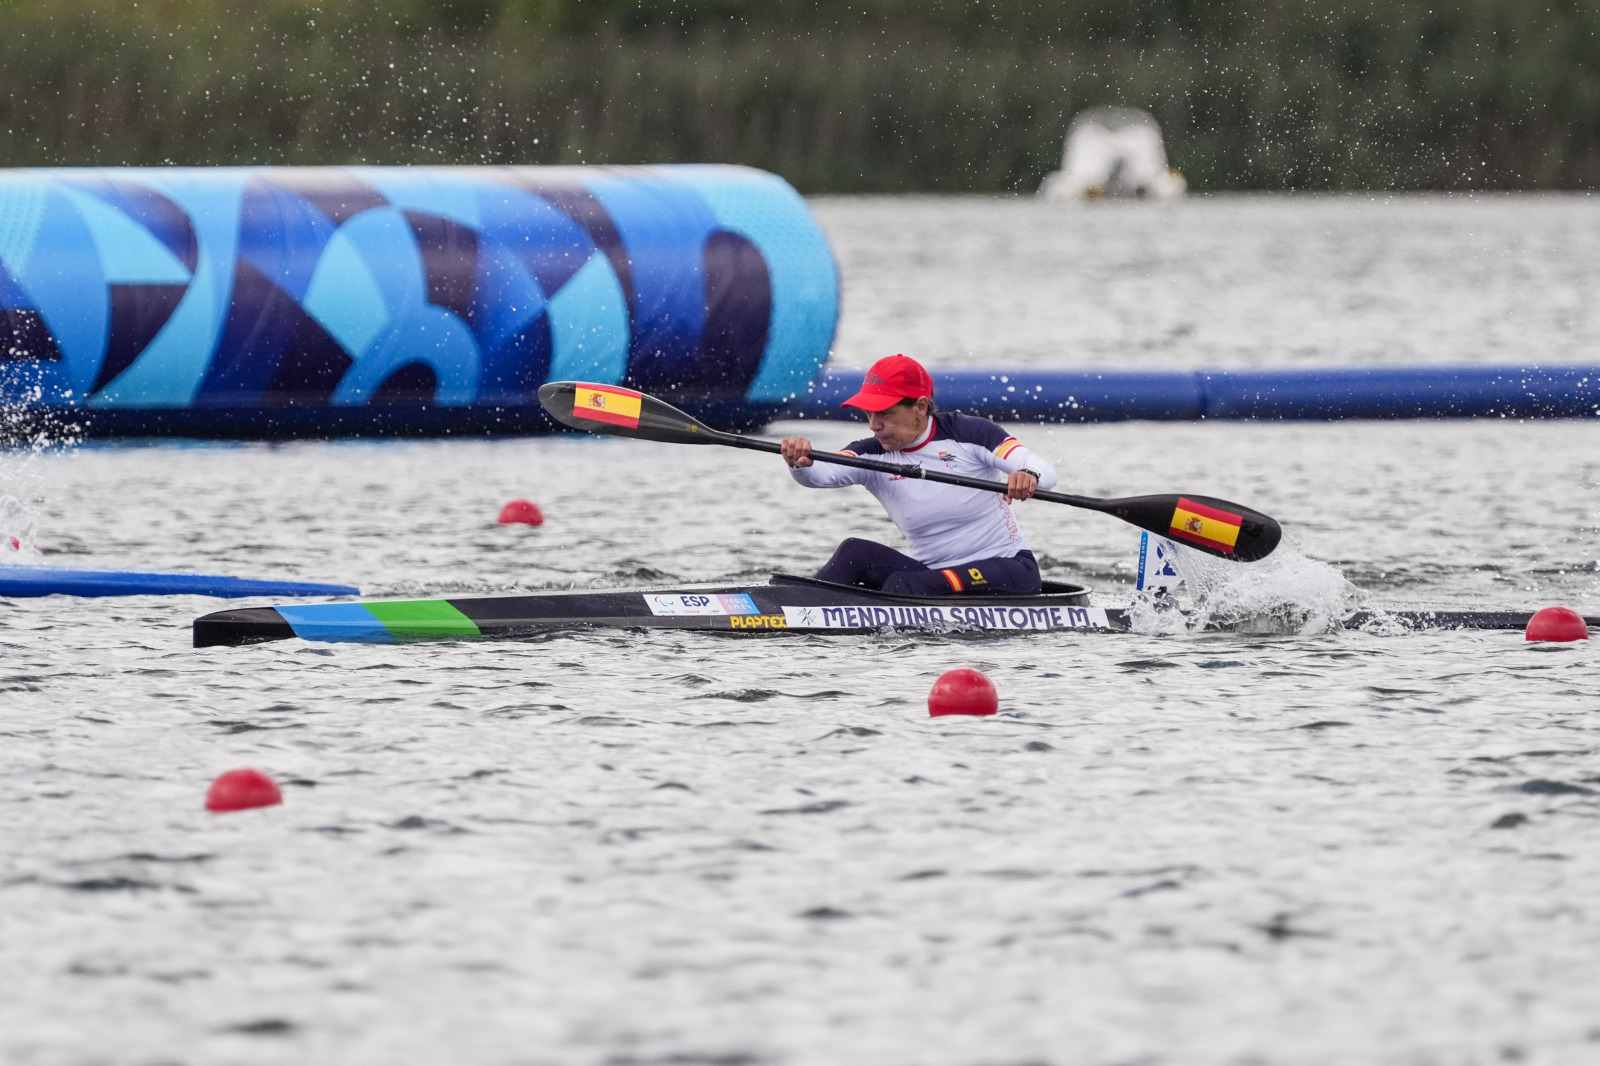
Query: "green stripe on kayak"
364 599 481 639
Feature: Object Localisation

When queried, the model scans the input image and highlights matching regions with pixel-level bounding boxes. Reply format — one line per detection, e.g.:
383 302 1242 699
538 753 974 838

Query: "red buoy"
1525 606 1589 643
497 499 544 526
205 768 283 812
928 668 999 717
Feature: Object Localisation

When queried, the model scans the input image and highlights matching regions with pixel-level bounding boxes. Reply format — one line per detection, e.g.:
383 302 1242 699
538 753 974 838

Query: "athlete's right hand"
781 436 814 467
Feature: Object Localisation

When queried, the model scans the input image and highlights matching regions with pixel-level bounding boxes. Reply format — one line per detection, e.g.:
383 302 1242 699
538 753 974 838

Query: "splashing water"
0 386 81 565
1127 538 1364 636
0 447 50 565
0 491 43 563
0 446 42 561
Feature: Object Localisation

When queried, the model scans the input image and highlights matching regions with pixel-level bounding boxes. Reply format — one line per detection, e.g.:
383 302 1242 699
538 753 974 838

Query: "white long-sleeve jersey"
789 411 1058 569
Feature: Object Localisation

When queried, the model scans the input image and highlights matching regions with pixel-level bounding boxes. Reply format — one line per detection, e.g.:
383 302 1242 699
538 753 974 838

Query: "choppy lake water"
819 192 1600 370
5 195 1600 1066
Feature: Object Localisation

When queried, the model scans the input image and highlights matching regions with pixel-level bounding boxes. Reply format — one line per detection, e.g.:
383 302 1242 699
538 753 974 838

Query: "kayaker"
781 354 1058 595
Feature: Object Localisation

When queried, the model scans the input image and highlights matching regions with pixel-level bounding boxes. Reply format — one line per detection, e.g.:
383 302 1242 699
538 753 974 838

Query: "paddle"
538 381 1283 562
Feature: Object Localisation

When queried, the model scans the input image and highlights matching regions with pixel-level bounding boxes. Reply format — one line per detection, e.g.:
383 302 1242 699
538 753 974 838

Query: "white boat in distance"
1039 107 1187 201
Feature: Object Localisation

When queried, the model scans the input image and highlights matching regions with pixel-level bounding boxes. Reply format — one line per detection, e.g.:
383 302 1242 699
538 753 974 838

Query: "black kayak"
191 573 1597 648
194 574 1105 647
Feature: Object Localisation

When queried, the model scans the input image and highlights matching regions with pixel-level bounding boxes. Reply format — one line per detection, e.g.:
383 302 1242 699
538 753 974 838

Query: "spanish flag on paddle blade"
1168 497 1243 554
572 384 644 429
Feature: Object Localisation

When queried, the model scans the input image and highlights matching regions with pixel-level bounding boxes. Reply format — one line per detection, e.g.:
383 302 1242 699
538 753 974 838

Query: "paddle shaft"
720 435 1111 511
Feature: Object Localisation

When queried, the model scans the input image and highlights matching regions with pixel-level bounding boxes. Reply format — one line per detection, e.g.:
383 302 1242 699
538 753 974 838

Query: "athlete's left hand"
1005 470 1037 502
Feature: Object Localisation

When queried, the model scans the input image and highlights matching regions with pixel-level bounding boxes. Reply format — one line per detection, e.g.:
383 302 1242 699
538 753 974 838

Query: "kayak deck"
192 574 1106 648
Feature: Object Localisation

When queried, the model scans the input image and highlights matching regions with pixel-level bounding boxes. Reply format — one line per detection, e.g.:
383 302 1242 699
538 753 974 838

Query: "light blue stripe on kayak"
275 602 393 643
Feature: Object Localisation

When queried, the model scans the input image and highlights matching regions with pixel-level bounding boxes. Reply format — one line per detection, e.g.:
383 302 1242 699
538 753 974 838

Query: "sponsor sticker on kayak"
729 614 787 629
1137 532 1187 593
780 603 1109 631
645 593 760 616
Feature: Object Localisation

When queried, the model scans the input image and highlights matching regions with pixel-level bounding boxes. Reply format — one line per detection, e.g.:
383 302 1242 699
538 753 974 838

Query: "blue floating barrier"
1199 365 1600 420
791 365 1600 422
789 367 1204 422
0 164 839 438
0 565 358 598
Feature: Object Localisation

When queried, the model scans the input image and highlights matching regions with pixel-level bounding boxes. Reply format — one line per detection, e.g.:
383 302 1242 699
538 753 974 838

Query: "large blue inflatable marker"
0 163 839 436
0 565 358 599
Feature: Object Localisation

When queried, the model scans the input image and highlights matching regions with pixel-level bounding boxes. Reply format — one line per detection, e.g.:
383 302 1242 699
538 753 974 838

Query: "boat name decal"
645 593 760 616
780 604 1109 631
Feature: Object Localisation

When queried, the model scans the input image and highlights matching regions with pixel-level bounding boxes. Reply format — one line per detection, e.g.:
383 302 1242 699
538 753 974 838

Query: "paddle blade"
1102 493 1282 562
537 381 727 445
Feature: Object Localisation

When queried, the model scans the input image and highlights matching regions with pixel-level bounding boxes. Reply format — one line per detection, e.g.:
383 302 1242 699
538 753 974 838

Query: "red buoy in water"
929 668 999 717
205 768 283 812
1525 606 1589 642
497 499 544 526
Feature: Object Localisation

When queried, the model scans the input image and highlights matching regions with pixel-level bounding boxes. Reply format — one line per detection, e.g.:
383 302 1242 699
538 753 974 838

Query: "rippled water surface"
816 192 1600 369
6 196 1600 1066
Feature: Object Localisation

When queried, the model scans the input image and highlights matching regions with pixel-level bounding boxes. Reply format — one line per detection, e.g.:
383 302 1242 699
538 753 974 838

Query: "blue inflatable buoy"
0 164 840 438
0 565 357 598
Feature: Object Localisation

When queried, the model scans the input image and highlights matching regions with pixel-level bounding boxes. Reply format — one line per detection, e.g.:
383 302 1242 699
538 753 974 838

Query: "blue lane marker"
0 565 358 598
274 603 393 644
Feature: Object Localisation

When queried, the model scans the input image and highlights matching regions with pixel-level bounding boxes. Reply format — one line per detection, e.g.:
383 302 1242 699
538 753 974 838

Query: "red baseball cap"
841 354 935 412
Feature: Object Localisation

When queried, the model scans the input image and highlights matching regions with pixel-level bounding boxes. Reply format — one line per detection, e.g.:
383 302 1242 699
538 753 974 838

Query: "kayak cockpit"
764 572 1091 604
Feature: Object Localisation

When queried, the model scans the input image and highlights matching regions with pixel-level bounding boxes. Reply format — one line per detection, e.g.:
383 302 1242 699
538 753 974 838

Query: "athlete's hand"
781 436 814 468
1005 470 1037 502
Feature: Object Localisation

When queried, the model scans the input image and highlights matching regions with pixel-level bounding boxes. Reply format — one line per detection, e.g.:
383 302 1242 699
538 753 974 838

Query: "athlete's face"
867 397 931 451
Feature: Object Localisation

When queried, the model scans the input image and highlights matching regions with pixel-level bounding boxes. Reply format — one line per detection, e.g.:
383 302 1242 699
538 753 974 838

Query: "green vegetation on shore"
2 0 1597 191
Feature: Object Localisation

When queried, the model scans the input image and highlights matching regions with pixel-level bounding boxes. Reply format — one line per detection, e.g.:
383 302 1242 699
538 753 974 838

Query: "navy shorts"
814 537 1041 596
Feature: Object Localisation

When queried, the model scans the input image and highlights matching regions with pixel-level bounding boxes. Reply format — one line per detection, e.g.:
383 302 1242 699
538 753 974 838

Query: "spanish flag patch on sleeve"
572 384 644 429
1167 497 1243 554
994 437 1023 460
